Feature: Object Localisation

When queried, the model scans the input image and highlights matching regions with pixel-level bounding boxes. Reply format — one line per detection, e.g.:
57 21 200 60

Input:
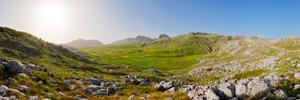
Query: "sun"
37 2 67 27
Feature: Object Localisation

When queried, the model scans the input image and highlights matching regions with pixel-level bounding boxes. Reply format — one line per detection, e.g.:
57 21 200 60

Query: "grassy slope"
0 27 190 99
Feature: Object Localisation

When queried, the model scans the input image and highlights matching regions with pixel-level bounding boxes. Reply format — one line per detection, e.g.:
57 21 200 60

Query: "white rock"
235 84 247 99
294 84 300 90
273 89 288 99
247 80 270 99
128 95 135 99
294 73 300 79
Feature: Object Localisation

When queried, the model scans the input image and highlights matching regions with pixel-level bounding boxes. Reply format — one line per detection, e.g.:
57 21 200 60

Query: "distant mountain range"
111 35 156 44
64 39 103 46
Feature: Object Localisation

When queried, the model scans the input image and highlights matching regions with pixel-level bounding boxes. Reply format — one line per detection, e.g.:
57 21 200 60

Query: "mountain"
146 32 243 56
158 34 170 40
65 39 103 46
111 35 155 44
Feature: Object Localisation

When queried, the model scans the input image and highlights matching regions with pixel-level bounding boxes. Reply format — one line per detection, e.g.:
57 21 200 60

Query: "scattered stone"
27 96 40 100
74 95 87 100
82 85 101 94
86 78 100 85
107 87 116 95
5 78 17 86
27 64 38 70
294 84 300 90
188 85 220 100
128 95 135 99
294 73 300 79
19 85 30 93
0 85 8 96
235 84 247 99
38 80 43 86
8 88 25 96
167 97 174 100
214 82 235 99
6 60 28 73
59 91 65 96
273 89 288 99
63 80 71 85
247 79 270 99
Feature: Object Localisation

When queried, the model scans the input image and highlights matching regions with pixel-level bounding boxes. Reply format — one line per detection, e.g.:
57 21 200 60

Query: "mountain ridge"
64 38 103 46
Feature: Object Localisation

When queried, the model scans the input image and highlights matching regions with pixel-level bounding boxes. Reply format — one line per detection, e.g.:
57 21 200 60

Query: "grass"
76 44 200 71
233 69 268 80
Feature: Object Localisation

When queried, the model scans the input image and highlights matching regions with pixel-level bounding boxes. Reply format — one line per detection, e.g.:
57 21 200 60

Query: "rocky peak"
158 34 170 40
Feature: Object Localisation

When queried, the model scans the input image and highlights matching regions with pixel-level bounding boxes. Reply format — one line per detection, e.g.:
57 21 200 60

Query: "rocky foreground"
1 57 300 100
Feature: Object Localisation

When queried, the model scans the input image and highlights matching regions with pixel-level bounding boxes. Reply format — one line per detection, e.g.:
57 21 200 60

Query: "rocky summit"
1 26 300 100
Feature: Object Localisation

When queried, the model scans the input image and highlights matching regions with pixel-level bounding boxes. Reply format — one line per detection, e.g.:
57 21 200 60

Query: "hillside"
0 27 81 64
2 26 300 100
111 35 155 44
64 39 103 46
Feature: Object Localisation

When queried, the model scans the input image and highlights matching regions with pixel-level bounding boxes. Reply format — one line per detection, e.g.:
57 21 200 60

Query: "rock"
38 80 43 86
31 76 38 81
63 80 71 85
188 85 220 100
297 64 300 68
165 87 175 93
71 76 79 80
74 95 87 100
167 97 173 100
49 79 55 83
2 97 9 100
86 78 100 85
70 85 75 90
42 98 51 100
140 97 146 99
235 84 247 99
27 96 40 100
162 81 174 90
113 84 119 88
247 79 270 99
229 97 238 100
82 85 102 94
238 79 250 85
0 58 8 62
294 73 300 79
294 84 300 90
9 88 25 96
287 97 296 100
94 89 107 96
261 93 274 100
214 83 235 99
0 85 8 96
5 78 17 85
273 89 288 99
6 60 28 73
46 93 54 95
8 96 16 100
107 87 116 95
19 85 30 93
146 94 150 98
27 64 38 70
75 81 84 86
59 91 65 96
128 95 135 99
297 94 300 98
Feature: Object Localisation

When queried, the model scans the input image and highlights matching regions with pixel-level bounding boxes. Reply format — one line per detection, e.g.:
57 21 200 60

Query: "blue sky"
0 0 299 44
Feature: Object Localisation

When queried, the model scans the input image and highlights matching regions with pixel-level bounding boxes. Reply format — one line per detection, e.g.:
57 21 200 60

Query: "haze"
0 0 300 44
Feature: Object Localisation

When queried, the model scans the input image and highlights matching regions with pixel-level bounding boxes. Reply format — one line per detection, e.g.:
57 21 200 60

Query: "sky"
0 0 300 44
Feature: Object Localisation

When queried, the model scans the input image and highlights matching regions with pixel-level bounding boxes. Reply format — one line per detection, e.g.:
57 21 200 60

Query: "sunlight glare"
38 2 67 27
